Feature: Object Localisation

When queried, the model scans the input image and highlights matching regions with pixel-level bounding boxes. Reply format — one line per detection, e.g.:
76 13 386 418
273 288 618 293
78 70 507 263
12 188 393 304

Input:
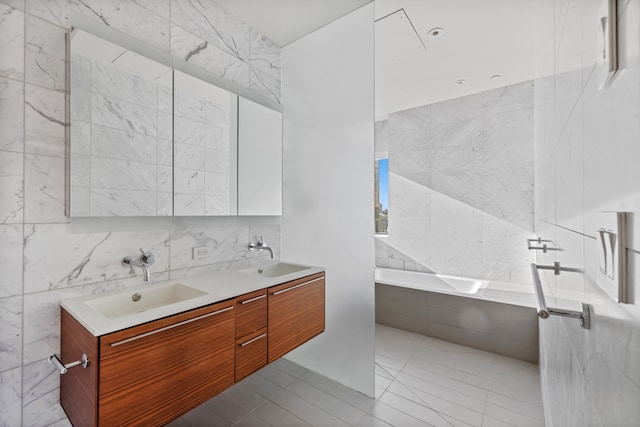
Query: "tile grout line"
20 3 27 426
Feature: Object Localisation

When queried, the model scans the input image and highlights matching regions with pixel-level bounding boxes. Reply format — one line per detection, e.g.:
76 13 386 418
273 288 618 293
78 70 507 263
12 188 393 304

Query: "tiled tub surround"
533 0 640 425
375 81 535 284
375 268 539 363
0 0 282 425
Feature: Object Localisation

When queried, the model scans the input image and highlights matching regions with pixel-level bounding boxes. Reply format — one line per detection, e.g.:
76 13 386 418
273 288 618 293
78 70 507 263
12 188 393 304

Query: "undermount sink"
85 283 208 319
240 262 310 278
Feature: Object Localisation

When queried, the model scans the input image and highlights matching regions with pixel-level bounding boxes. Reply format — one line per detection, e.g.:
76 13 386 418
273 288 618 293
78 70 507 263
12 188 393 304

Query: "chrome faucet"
122 248 156 282
249 236 274 259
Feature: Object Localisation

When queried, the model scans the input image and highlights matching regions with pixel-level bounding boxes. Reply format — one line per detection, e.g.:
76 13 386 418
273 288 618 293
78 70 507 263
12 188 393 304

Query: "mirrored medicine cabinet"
67 29 282 218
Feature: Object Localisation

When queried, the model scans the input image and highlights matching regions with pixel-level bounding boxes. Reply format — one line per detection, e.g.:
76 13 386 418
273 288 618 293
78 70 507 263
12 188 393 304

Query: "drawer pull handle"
239 294 266 304
239 333 267 347
271 277 323 296
110 306 234 347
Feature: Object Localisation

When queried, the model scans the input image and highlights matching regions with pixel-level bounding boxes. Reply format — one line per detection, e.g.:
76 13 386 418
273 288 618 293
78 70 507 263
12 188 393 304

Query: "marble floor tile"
158 325 542 427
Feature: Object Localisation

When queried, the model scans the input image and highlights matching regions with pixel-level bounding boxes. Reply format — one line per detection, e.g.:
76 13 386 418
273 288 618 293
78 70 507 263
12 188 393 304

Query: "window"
375 158 388 234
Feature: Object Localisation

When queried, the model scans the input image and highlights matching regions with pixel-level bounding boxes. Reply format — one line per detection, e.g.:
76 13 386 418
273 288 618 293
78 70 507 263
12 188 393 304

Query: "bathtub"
375 267 539 363
375 268 489 296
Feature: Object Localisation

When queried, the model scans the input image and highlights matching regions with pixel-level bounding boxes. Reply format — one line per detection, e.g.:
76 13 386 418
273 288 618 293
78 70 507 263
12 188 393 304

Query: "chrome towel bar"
48 353 89 375
530 263 590 329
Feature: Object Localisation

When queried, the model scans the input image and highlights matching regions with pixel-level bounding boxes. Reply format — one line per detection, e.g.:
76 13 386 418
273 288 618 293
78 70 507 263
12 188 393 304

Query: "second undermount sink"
240 262 310 278
85 283 208 319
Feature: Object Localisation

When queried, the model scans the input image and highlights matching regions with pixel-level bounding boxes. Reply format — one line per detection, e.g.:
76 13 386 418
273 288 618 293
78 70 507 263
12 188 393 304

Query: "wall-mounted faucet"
249 236 274 259
122 248 156 282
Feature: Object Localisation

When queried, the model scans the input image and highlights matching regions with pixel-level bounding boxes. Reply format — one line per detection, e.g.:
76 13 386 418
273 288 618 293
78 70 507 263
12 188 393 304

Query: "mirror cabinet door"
69 30 173 217
172 70 238 216
69 30 282 218
237 98 283 216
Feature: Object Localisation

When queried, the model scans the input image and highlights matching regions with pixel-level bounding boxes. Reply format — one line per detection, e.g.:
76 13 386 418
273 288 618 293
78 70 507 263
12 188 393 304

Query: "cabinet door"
268 273 325 363
237 97 283 216
98 301 235 427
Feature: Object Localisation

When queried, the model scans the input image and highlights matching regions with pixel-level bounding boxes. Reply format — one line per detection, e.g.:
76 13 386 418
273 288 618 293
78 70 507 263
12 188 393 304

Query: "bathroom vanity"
57 264 324 427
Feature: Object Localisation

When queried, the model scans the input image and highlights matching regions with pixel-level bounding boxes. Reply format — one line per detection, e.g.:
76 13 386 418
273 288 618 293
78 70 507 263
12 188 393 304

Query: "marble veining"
204 148 231 174
0 4 24 80
169 225 250 270
174 90 205 122
0 224 23 297
91 59 158 109
204 195 230 216
0 150 24 224
90 189 157 217
91 93 158 137
205 100 231 129
0 295 22 370
0 76 24 152
377 81 534 282
171 24 251 89
23 224 170 293
0 367 22 426
22 360 67 426
250 67 281 104
91 125 157 163
24 154 67 224
74 0 170 52
174 167 205 194
170 0 250 62
25 84 66 157
250 29 281 81
173 193 205 216
25 14 66 91
174 116 206 146
174 142 205 170
90 157 157 191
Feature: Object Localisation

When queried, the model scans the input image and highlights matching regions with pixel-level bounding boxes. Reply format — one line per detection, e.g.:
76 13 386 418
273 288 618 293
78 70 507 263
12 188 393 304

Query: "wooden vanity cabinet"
235 290 268 382
268 272 325 362
61 300 235 427
60 271 325 426
98 300 235 426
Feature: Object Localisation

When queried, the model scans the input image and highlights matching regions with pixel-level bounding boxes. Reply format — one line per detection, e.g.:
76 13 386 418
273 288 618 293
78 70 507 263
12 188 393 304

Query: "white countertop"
61 262 324 337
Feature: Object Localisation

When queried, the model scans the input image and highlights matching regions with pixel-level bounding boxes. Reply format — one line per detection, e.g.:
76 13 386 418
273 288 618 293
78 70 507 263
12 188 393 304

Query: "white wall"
281 4 376 396
534 0 640 424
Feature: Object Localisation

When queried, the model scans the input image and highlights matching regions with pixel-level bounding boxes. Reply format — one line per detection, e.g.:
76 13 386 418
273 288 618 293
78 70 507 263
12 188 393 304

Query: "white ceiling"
213 0 372 47
375 0 538 116
213 0 538 117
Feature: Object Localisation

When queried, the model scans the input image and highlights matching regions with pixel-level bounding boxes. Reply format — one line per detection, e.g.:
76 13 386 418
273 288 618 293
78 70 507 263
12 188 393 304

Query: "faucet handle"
139 248 156 265
258 235 267 247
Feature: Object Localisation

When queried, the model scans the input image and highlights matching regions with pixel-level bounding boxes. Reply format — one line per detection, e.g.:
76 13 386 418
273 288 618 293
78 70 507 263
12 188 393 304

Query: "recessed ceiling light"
490 74 502 80
428 27 444 38
455 79 466 85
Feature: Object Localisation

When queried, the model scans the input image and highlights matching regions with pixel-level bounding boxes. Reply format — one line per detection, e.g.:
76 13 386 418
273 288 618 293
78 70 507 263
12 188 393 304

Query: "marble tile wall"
0 0 281 425
534 0 640 425
375 81 535 283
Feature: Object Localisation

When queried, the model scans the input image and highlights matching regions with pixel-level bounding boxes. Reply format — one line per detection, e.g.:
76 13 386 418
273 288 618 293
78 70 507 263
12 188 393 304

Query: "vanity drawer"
235 289 267 338
235 327 267 382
